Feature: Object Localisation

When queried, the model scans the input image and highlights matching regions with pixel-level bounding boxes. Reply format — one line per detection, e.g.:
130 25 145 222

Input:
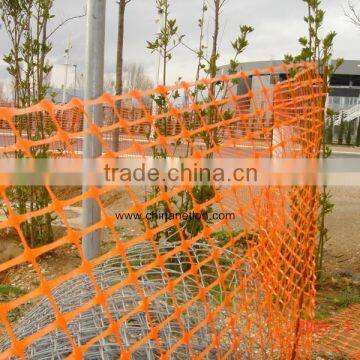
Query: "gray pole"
62 35 72 104
73 64 78 98
82 0 106 260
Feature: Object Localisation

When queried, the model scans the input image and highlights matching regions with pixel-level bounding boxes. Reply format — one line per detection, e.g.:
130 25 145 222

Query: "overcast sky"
0 0 359 92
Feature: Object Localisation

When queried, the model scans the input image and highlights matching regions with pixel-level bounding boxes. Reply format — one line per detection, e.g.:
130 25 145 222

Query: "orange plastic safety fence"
313 304 360 359
0 63 332 359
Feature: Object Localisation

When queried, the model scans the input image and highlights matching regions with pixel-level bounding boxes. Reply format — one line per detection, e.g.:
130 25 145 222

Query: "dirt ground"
324 186 360 276
314 185 360 327
314 146 360 321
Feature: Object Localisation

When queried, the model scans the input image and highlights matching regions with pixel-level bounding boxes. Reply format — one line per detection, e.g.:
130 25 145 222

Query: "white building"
219 60 360 144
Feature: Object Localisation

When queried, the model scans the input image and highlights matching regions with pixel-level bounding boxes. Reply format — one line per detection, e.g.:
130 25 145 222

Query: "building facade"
221 60 360 111
220 60 360 144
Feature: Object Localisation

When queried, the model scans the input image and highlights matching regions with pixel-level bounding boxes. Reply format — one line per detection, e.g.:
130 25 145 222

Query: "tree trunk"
195 0 206 82
210 0 220 78
209 0 220 126
162 0 168 87
113 0 127 152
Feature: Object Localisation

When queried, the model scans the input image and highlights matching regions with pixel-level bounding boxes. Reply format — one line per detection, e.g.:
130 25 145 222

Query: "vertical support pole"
62 35 72 104
82 0 106 260
73 64 78 98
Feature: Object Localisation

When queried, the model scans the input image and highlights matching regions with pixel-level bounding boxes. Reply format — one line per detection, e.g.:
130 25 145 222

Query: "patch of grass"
315 306 332 321
315 272 332 290
315 270 360 320
7 308 25 323
0 284 26 300
327 287 360 309
212 228 258 248
0 285 36 323
208 283 225 305
316 285 360 320
101 242 116 255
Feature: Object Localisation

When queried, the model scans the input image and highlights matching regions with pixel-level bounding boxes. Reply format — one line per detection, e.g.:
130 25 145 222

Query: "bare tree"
195 1 208 82
206 0 253 124
115 0 132 97
208 0 227 80
102 64 153 95
113 0 132 152
123 63 154 92
345 0 360 27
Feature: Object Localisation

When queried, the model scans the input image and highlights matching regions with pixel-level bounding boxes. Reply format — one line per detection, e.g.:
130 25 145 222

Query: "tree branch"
117 0 132 5
345 0 360 27
47 13 86 39
177 35 210 64
219 0 228 9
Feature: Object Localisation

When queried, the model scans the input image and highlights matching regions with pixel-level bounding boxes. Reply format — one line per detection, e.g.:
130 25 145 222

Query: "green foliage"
223 109 235 120
146 18 184 57
0 285 28 323
325 118 334 144
212 229 236 244
0 0 56 246
1 0 54 106
228 25 254 77
212 229 259 262
346 122 352 145
325 109 335 144
147 0 184 86
326 287 360 309
194 2 208 80
0 284 25 297
356 120 360 146
206 25 253 80
0 284 26 302
285 0 341 282
338 118 345 145
319 186 334 215
284 0 343 77
145 1 254 247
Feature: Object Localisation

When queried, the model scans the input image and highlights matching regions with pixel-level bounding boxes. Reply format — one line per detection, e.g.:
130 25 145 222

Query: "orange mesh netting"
0 63 338 359
313 303 360 359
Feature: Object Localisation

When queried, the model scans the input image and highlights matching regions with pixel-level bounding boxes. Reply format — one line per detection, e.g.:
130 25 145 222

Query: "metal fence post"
82 0 106 260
